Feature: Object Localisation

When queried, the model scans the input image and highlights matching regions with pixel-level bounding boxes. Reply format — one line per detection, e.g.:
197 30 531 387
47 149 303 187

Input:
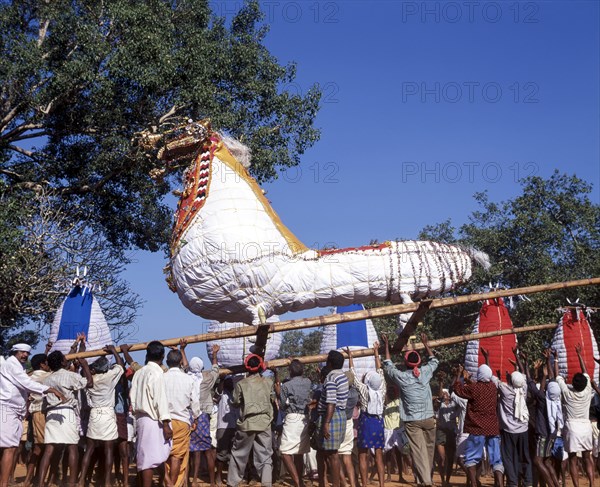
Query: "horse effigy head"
136 119 213 180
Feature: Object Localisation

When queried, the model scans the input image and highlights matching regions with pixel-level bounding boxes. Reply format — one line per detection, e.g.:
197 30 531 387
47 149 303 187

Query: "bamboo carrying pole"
217 322 559 375
66 276 600 360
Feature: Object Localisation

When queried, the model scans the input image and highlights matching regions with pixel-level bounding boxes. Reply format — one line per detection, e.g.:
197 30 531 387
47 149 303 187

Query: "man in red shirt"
453 360 504 487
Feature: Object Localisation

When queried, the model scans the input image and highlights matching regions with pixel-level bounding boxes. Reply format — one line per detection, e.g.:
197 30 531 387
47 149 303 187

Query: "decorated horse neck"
146 120 307 257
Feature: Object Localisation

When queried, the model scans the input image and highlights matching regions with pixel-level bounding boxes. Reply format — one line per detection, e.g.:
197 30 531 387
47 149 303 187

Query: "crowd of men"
1 331 599 487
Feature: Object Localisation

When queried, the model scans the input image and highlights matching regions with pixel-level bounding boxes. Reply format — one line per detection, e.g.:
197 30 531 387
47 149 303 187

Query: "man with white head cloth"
0 344 64 487
489 347 532 487
453 352 504 487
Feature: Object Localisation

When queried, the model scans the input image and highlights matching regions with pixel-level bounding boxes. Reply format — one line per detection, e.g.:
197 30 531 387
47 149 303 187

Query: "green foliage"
458 172 600 359
279 328 323 381
369 172 599 374
0 0 321 252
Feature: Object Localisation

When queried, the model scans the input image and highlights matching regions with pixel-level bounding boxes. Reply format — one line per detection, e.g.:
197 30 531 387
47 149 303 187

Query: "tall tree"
0 188 142 354
0 0 321 252
1 0 320 346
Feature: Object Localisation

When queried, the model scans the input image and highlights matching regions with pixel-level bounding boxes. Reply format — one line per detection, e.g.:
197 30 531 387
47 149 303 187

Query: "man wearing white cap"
0 343 64 487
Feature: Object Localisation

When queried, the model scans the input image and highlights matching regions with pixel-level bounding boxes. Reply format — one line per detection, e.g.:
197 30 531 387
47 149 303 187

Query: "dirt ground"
10 463 595 487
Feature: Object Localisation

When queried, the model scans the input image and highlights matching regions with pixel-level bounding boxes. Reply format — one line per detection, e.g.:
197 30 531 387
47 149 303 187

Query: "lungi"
0 407 24 448
136 415 172 471
383 427 407 453
535 435 554 458
87 406 118 441
563 418 593 453
280 412 310 455
45 406 80 444
165 419 190 487
314 409 346 451
190 412 212 452
116 412 128 441
339 419 355 455
357 413 385 449
31 411 46 444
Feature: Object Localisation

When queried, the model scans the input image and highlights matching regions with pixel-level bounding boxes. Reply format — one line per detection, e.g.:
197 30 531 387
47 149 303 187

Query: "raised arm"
119 344 136 366
346 347 355 369
77 335 93 388
538 359 548 393
381 334 391 362
178 339 189 370
438 370 447 399
481 347 490 366
513 346 526 375
552 348 560 379
373 341 381 370
104 344 125 369
542 348 553 381
211 344 220 367
575 343 588 375
421 333 434 358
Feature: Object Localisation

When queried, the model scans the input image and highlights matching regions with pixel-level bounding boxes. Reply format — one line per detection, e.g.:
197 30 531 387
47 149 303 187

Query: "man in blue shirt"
382 333 438 487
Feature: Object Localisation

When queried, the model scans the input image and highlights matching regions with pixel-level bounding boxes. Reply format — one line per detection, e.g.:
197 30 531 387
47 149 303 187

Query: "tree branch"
0 102 26 132
0 168 26 181
38 19 50 47
7 144 45 159
58 167 127 196
1 123 45 141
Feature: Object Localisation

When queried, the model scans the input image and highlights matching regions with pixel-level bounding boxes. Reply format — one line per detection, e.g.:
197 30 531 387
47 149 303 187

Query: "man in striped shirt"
315 350 349 487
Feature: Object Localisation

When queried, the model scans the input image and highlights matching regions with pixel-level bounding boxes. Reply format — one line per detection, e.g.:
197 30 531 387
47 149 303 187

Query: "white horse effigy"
145 121 489 325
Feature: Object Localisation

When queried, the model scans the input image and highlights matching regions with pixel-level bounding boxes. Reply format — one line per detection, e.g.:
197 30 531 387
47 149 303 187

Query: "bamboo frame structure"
217 322 559 375
65 276 600 360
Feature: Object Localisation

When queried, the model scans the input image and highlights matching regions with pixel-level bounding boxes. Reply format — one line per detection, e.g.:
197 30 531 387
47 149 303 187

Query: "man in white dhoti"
275 359 312 487
36 340 93 487
78 345 125 487
130 340 173 487
0 344 63 487
556 343 598 487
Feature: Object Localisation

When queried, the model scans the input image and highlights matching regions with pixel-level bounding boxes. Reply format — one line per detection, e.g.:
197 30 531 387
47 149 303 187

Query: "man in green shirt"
226 354 275 487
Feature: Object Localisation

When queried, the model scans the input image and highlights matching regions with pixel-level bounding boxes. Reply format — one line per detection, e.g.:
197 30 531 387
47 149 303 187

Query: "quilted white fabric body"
169 136 485 325
319 304 379 380
49 286 113 361
206 318 282 367
464 318 481 379
551 310 599 383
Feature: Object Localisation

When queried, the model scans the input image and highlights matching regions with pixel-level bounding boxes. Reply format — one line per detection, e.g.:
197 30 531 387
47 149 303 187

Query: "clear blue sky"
35 1 600 363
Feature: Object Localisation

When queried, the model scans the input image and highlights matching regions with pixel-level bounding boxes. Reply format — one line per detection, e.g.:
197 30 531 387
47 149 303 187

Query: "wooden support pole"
218 322 559 375
392 300 432 351
66 277 599 359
